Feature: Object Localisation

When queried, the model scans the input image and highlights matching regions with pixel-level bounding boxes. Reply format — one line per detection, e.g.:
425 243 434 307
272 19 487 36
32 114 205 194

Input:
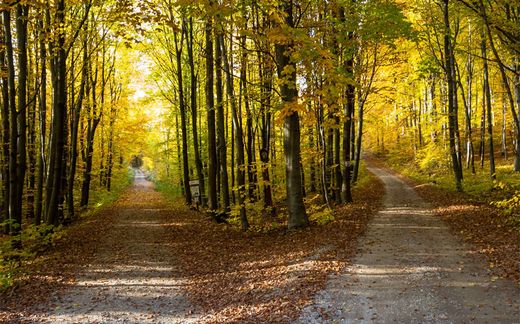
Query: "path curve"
25 171 199 323
299 165 520 323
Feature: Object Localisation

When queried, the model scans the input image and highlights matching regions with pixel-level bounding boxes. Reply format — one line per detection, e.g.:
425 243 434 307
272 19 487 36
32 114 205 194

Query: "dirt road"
24 171 200 323
299 165 520 323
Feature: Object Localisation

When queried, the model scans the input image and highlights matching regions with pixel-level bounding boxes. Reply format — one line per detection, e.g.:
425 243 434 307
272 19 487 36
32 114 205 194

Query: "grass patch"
87 168 134 212
385 154 520 230
154 180 183 200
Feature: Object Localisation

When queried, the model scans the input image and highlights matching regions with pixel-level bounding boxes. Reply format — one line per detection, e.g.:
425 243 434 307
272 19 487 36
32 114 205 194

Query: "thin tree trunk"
481 36 496 179
80 52 101 209
341 14 354 204
205 7 218 216
0 14 9 233
443 0 463 191
3 7 22 240
221 32 248 230
186 18 205 206
67 34 87 218
174 22 192 206
215 22 229 212
35 14 47 225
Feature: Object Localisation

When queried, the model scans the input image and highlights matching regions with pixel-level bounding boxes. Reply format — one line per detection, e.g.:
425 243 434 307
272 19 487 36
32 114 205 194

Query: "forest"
0 0 519 321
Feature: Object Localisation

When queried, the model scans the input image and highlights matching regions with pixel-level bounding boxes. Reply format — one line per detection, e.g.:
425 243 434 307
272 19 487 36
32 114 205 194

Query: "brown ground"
0 172 384 323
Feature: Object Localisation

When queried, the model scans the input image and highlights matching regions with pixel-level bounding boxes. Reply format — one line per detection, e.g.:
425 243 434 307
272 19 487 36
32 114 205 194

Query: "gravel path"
299 165 520 323
25 171 199 323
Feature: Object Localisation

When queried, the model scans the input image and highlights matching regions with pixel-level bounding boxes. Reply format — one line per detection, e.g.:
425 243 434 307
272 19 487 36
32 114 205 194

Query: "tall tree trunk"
309 124 317 193
221 33 248 230
341 41 354 203
334 116 342 201
0 14 9 233
174 23 192 206
205 7 218 216
275 1 308 229
481 36 496 179
317 100 331 208
15 4 29 237
515 60 520 171
352 98 364 184
35 14 47 225
215 22 230 212
4 7 19 235
80 54 101 209
186 18 205 206
255 19 273 213
463 31 476 174
46 0 68 225
501 84 507 160
443 0 463 191
67 34 87 218
479 76 486 169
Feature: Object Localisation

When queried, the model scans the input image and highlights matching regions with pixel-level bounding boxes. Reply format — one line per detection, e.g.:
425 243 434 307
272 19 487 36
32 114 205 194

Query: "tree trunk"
221 33 248 230
46 0 68 225
174 23 192 206
443 0 463 191
481 36 496 179
515 61 520 171
353 98 364 184
334 116 342 201
205 7 218 216
67 34 87 218
215 23 230 212
80 53 101 209
35 14 47 225
275 0 308 229
0 14 10 233
186 18 205 206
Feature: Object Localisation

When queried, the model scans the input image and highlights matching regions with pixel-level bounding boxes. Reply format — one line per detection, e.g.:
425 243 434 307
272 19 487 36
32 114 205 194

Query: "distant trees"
362 0 520 190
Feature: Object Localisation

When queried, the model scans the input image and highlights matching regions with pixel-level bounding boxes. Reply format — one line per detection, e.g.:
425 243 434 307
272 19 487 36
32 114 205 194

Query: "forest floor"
1 165 519 322
299 163 520 323
0 170 384 322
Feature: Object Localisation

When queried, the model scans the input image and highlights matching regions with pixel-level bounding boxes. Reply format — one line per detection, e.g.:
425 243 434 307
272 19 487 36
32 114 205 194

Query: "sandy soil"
299 165 520 323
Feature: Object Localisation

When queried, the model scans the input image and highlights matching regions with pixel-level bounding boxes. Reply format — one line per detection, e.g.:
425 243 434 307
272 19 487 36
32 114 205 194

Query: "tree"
274 0 308 229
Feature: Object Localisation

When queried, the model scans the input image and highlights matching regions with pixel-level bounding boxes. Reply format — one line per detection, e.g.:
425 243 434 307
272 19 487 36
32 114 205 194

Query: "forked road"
300 165 520 323
25 171 200 323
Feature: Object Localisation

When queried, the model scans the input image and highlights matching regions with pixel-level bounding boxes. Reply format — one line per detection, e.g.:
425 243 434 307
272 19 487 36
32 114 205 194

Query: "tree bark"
174 21 192 206
215 21 230 212
205 6 218 216
186 18 205 206
0 13 10 233
481 36 496 179
46 0 68 225
275 0 308 229
443 0 463 191
221 33 248 230
35 14 47 225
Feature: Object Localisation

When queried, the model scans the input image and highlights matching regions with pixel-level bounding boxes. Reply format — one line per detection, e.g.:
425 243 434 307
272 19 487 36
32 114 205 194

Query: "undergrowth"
156 163 374 233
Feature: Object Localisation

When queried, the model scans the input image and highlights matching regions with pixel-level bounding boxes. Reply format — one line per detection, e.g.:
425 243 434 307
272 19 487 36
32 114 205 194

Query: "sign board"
189 180 200 203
